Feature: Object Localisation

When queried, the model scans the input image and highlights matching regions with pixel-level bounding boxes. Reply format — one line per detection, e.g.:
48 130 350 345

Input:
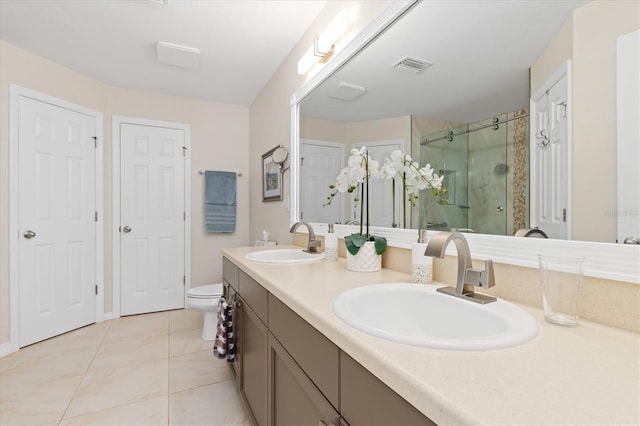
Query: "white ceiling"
0 0 327 106
301 0 588 124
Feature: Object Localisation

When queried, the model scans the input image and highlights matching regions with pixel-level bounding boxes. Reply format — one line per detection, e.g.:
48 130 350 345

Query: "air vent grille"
393 57 432 73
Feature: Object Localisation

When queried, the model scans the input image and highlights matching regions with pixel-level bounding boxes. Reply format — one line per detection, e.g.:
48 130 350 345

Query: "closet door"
119 122 186 315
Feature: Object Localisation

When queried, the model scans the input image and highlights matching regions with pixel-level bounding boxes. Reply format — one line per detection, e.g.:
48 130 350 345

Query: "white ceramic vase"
346 241 382 272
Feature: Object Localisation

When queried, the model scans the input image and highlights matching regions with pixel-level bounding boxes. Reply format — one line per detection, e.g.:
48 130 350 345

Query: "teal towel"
205 171 236 233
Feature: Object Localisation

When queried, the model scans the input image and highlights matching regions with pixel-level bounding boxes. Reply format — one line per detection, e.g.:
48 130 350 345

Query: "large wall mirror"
291 0 639 282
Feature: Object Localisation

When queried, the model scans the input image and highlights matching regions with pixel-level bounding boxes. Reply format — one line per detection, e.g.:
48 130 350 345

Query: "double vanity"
222 245 639 425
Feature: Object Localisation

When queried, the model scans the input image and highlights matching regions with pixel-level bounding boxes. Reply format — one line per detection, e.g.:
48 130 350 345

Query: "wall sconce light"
297 10 351 75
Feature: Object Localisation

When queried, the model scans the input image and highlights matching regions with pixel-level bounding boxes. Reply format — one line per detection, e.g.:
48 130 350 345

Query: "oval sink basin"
332 284 538 351
245 249 325 264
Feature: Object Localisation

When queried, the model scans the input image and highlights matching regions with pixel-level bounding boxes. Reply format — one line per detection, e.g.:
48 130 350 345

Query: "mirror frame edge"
290 0 639 284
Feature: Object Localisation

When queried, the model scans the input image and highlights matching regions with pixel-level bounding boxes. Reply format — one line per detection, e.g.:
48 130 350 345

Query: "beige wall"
249 1 391 246
0 41 250 345
531 0 639 242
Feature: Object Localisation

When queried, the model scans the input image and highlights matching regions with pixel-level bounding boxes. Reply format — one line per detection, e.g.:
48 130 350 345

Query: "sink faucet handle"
479 259 495 289
464 259 495 289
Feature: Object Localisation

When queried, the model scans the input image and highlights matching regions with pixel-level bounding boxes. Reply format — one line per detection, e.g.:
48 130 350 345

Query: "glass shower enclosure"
418 111 529 236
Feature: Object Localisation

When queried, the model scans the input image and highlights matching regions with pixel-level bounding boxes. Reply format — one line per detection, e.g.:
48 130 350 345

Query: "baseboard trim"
0 342 17 358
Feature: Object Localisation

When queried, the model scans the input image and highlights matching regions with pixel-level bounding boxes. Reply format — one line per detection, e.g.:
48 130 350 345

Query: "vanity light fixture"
297 10 352 75
156 41 201 69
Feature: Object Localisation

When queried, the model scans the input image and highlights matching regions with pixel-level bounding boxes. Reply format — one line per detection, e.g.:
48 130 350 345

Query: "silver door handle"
122 226 132 233
496 206 504 212
23 230 36 239
623 236 640 245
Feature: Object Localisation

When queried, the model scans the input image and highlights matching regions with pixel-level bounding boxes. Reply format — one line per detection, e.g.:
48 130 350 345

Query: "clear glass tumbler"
538 255 585 326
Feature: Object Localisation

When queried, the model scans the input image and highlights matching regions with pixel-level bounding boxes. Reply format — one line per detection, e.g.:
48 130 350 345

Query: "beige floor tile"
0 351 22 376
2 345 96 386
170 308 204 335
169 329 213 358
105 312 170 344
0 374 83 425
65 358 168 418
169 350 232 394
60 395 168 426
169 380 250 426
91 333 169 371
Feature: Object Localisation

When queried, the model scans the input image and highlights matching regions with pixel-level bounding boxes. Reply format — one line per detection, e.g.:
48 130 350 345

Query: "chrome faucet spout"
425 232 496 304
289 221 321 253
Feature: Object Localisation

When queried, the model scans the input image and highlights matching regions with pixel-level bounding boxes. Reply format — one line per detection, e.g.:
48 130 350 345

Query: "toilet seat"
188 283 223 299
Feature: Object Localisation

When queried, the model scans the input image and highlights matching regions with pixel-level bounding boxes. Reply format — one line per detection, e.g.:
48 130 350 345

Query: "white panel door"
352 141 403 227
617 30 640 244
531 67 569 240
18 96 96 347
120 123 185 316
300 140 344 223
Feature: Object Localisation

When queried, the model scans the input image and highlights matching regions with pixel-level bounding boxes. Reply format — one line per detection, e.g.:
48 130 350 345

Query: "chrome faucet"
289 222 321 253
424 232 496 304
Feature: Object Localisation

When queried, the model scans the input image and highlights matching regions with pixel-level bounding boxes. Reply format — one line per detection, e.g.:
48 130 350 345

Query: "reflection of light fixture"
297 10 351 75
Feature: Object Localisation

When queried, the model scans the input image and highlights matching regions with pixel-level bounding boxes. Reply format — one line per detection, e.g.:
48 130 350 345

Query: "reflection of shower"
418 111 529 236
494 163 509 175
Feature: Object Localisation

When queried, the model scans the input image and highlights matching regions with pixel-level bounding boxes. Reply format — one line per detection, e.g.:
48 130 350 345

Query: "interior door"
120 123 185 316
300 140 344 223
531 66 569 240
18 96 97 347
617 30 640 244
352 140 403 227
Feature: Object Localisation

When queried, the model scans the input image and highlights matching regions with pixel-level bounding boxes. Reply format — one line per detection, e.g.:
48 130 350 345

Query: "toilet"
186 283 224 341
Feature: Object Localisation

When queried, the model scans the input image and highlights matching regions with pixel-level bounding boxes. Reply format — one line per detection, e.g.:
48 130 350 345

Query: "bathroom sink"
244 249 325 264
332 284 538 350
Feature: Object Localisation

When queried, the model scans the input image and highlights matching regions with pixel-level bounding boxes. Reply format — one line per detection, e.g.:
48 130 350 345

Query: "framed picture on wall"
262 146 283 201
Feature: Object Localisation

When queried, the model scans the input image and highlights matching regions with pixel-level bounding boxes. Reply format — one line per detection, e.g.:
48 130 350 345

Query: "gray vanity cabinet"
340 352 435 426
268 334 340 426
222 256 434 426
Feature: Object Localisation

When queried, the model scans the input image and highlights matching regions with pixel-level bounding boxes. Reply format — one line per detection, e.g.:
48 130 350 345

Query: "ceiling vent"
392 56 433 73
156 42 200 69
328 83 366 101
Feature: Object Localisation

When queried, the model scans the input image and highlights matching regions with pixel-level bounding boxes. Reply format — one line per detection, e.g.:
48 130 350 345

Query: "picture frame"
262 146 283 201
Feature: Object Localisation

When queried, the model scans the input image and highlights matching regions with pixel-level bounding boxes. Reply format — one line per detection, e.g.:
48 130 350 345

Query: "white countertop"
223 245 640 425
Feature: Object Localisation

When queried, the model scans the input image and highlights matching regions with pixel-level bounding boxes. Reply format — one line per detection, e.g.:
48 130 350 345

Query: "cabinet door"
268 334 340 426
340 352 435 426
239 299 268 426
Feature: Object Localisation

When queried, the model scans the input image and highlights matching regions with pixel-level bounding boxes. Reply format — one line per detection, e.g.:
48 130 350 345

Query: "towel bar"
199 170 242 177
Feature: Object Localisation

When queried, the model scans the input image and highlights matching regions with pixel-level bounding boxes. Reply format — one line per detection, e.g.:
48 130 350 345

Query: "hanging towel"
213 297 235 362
204 171 236 233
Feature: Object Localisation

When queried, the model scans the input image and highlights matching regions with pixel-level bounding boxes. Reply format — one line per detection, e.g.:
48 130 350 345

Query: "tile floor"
0 309 250 425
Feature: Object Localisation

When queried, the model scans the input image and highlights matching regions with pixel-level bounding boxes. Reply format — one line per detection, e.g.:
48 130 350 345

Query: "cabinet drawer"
239 270 268 324
340 352 435 426
223 257 239 291
268 295 339 409
268 333 340 426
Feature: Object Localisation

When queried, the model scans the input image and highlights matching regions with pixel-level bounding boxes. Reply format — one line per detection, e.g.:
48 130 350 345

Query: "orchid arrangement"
380 150 446 228
324 146 387 256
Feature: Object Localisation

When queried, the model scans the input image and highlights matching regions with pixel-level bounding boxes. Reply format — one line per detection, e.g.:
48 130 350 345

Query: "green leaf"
350 233 368 248
373 236 387 255
344 235 360 255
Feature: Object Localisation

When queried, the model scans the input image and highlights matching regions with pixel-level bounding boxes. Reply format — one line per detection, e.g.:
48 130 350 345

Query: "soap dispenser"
412 229 433 284
325 223 338 261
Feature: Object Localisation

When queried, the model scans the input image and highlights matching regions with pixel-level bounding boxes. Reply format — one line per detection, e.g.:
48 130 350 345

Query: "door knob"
122 226 132 233
23 230 36 239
